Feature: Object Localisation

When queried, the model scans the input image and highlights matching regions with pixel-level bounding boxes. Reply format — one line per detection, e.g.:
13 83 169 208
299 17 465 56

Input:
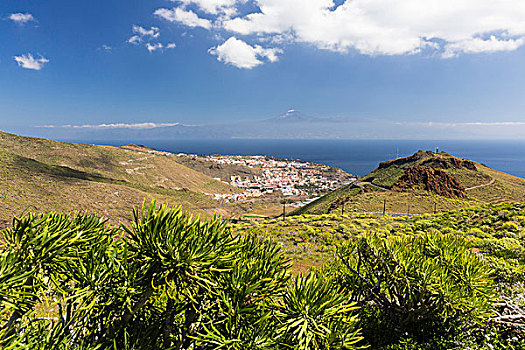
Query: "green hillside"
295 150 525 215
238 202 525 274
0 131 241 225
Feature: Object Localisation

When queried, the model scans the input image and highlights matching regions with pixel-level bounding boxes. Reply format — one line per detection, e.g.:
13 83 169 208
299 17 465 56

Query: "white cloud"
128 35 141 44
146 42 164 52
133 25 160 38
166 42 177 49
100 44 112 51
464 122 525 126
224 0 525 56
9 12 35 24
148 0 525 68
158 0 525 58
173 0 244 15
154 8 212 29
39 122 181 129
208 36 281 68
128 25 160 44
14 54 49 70
443 36 525 58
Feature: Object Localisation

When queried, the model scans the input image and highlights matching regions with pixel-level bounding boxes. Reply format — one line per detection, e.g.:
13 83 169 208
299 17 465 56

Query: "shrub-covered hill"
295 150 525 215
237 203 525 275
0 131 243 226
1 203 525 349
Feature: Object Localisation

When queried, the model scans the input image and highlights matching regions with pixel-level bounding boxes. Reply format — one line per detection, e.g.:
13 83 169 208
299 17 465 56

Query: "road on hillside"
353 181 390 191
465 177 496 191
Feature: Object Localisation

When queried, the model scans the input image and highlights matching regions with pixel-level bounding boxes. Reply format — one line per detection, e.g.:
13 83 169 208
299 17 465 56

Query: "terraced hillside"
0 131 241 225
295 150 525 215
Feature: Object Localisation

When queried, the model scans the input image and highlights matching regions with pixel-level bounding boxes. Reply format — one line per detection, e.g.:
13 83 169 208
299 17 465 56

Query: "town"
177 154 357 202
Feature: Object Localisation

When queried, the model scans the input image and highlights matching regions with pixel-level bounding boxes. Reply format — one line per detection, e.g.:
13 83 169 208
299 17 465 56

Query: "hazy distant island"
11 110 525 142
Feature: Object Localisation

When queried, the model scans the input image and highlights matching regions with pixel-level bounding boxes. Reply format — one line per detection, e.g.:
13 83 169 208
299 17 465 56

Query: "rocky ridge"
392 166 467 199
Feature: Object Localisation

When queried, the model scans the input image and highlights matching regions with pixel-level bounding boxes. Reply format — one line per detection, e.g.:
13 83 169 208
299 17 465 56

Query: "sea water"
78 139 525 178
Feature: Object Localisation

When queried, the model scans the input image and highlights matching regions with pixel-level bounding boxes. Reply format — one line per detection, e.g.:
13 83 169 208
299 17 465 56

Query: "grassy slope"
0 131 241 225
237 203 525 273
295 151 525 215
469 164 525 203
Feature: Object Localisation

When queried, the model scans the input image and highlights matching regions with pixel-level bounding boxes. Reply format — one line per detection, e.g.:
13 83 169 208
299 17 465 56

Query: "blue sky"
1 0 525 139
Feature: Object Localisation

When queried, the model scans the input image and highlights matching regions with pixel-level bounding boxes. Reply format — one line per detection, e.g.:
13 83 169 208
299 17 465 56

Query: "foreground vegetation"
1 202 525 349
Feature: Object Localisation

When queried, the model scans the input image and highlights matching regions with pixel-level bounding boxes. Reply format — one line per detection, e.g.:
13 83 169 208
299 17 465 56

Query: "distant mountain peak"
269 110 318 123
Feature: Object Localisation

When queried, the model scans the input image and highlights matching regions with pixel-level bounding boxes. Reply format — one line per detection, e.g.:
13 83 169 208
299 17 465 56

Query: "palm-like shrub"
330 232 495 345
0 212 118 346
0 203 300 349
275 272 363 350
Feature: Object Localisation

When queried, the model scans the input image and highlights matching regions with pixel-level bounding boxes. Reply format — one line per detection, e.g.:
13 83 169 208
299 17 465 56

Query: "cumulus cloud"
155 7 212 29
128 25 160 44
128 35 141 44
146 43 164 52
134 25 160 38
9 12 35 24
225 0 525 56
14 54 49 70
172 0 244 15
153 0 525 67
443 36 525 58
208 36 281 68
127 25 176 53
39 122 181 129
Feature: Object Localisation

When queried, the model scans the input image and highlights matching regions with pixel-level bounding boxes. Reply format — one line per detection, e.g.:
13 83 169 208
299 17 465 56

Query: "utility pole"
407 203 410 216
433 202 437 214
383 199 386 215
282 199 286 221
341 202 345 215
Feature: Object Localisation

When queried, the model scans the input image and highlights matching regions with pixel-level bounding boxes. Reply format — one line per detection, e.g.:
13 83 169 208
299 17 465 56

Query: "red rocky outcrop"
392 166 467 199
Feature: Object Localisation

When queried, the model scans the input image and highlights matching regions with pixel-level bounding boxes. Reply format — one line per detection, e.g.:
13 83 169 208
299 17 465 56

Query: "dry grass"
0 131 245 226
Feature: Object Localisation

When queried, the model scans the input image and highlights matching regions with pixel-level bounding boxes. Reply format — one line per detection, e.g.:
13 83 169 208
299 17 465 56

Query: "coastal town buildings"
178 154 357 202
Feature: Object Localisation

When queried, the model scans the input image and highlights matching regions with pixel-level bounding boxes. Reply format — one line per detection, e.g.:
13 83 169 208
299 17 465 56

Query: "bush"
501 221 520 232
275 272 363 350
0 203 366 350
328 232 496 347
0 204 292 349
480 237 525 260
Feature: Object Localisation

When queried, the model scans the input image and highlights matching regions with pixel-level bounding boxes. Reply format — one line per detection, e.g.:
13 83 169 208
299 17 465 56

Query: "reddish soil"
393 166 467 199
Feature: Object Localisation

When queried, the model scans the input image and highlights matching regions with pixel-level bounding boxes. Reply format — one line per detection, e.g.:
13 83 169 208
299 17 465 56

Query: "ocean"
81 139 525 178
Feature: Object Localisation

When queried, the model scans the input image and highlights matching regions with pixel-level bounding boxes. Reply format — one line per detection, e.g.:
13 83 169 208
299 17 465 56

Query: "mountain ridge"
294 150 525 215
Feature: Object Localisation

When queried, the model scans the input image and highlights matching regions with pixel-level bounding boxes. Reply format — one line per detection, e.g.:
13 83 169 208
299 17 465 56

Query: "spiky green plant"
275 272 363 350
330 232 496 345
0 203 296 349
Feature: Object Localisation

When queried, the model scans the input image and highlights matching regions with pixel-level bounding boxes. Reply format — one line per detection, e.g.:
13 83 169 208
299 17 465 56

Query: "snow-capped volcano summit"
266 110 320 123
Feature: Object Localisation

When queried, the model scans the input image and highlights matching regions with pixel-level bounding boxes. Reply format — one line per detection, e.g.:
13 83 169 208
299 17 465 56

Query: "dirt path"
465 177 495 191
356 182 390 191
